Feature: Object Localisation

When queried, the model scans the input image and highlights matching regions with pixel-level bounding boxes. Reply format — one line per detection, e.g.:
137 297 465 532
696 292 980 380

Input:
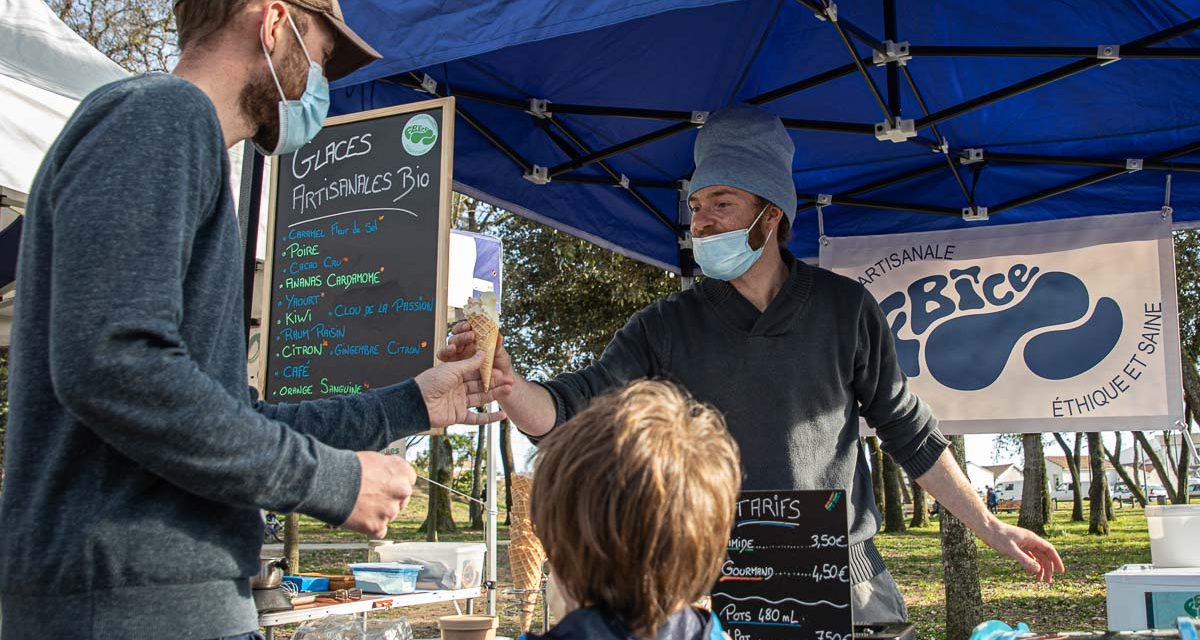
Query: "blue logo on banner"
881 265 1123 391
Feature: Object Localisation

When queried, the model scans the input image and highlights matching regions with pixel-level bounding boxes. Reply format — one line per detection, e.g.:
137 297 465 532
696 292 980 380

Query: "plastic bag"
291 614 414 640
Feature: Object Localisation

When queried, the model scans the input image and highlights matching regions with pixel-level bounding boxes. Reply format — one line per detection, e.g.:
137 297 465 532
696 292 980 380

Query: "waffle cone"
507 474 544 631
509 532 547 631
467 313 499 391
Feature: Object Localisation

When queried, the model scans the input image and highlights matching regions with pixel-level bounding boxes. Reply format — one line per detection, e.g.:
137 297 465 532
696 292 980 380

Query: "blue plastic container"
348 563 422 594
282 575 329 592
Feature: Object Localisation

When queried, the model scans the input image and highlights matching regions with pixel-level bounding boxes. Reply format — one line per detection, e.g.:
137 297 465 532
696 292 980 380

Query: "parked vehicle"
1189 481 1200 498
1051 481 1090 507
995 481 1022 503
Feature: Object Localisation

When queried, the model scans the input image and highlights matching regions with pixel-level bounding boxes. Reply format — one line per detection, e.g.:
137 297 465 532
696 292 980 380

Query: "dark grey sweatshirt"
0 74 430 639
539 252 949 584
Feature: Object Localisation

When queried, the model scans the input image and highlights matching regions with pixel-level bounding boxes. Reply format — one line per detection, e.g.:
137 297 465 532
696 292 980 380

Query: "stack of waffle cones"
464 294 500 391
507 474 546 632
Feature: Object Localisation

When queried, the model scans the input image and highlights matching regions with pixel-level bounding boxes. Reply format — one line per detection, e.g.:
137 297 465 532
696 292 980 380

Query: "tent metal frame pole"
816 0 895 127
543 117 681 235
780 118 876 134
795 162 946 215
456 106 535 173
910 45 1200 59
553 175 679 189
548 121 696 178
747 58 868 105
898 65 975 209
545 104 695 120
982 152 1200 173
991 140 1200 215
799 193 959 216
383 74 537 174
793 0 886 53
238 142 264 340
915 17 1200 131
883 0 901 118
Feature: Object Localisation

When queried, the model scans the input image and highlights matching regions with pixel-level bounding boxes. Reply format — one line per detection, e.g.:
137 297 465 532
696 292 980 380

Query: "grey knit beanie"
688 104 797 222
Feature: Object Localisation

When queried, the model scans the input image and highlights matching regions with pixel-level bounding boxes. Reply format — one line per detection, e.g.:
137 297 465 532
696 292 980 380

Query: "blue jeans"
214 634 264 640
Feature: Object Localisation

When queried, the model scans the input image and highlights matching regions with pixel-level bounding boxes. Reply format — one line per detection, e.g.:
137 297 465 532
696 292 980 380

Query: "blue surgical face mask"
691 204 773 281
256 13 329 156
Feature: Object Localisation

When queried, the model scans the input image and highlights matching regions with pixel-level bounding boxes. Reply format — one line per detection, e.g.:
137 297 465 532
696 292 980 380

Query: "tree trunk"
1088 433 1109 535
1053 432 1085 521
1105 481 1115 521
1018 434 1048 536
941 435 984 640
1042 475 1053 523
1176 430 1191 505
422 435 441 540
910 479 928 528
420 436 457 537
867 437 885 514
285 513 301 574
1165 430 1178 481
882 453 906 533
1134 431 1179 502
436 437 456 532
469 426 486 530
500 420 515 525
1105 439 1148 507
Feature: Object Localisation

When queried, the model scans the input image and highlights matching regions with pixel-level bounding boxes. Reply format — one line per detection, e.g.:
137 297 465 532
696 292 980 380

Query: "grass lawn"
880 501 1161 640
274 495 1173 639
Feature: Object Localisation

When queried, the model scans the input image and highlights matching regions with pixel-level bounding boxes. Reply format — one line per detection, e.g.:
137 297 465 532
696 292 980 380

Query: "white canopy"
0 0 127 195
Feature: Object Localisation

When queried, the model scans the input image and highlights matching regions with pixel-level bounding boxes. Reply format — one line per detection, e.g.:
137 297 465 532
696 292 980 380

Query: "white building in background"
986 463 1023 485
965 462 995 494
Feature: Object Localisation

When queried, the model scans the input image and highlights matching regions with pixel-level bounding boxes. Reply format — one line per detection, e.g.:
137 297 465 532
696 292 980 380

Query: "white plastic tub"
376 542 487 589
1145 504 1200 568
1105 564 1200 630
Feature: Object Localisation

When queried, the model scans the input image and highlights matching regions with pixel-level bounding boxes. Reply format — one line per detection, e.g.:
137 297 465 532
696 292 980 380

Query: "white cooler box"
1106 564 1200 631
376 542 487 590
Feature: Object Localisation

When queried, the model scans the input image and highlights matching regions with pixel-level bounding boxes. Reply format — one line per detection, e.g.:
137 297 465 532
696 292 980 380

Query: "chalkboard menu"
712 490 853 640
259 98 454 402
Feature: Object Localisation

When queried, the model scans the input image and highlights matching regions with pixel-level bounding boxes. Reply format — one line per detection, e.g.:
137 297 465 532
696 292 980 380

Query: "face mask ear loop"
261 22 287 100
285 12 315 65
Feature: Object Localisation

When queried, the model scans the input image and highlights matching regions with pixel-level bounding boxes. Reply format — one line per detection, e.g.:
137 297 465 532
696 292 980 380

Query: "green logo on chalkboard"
403 113 438 156
1186 595 1199 617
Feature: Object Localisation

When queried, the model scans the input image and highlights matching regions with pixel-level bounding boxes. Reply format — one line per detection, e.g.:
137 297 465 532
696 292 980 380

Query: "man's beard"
242 42 310 152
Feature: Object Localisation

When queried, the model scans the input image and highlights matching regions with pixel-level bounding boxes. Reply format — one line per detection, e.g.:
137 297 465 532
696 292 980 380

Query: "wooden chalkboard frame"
255 97 456 403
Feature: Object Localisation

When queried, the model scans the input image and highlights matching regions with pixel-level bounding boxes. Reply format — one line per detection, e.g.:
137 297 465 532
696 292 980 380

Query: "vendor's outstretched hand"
980 521 1065 583
415 352 511 427
437 321 517 401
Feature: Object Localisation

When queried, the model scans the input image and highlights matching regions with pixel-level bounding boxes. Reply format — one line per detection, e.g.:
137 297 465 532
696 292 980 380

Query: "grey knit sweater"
540 252 950 584
0 74 430 639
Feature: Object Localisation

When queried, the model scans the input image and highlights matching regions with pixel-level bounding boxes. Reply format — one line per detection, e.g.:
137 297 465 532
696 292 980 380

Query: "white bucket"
1145 504 1200 568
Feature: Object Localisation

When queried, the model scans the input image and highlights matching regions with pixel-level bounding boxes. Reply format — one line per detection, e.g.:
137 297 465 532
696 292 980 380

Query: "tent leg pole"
486 412 498 617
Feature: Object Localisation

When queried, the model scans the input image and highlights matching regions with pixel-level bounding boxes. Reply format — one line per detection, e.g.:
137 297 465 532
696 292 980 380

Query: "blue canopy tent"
285 0 1200 276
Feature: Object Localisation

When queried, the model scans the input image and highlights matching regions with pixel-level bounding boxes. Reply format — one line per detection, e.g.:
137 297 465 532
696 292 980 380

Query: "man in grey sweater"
0 1 506 638
441 105 1063 623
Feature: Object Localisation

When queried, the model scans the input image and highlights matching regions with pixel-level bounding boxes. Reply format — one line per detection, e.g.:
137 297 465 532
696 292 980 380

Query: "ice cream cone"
465 294 500 391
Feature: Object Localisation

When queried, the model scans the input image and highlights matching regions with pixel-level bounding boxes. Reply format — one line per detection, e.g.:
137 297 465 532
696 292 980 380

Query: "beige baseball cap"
176 0 382 80
284 0 381 81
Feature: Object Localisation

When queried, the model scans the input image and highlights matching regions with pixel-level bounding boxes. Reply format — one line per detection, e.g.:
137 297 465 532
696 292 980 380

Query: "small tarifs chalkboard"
712 490 853 640
259 98 454 403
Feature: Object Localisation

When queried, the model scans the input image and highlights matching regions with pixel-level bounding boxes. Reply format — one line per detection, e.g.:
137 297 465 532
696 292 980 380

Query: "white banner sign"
819 211 1184 434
